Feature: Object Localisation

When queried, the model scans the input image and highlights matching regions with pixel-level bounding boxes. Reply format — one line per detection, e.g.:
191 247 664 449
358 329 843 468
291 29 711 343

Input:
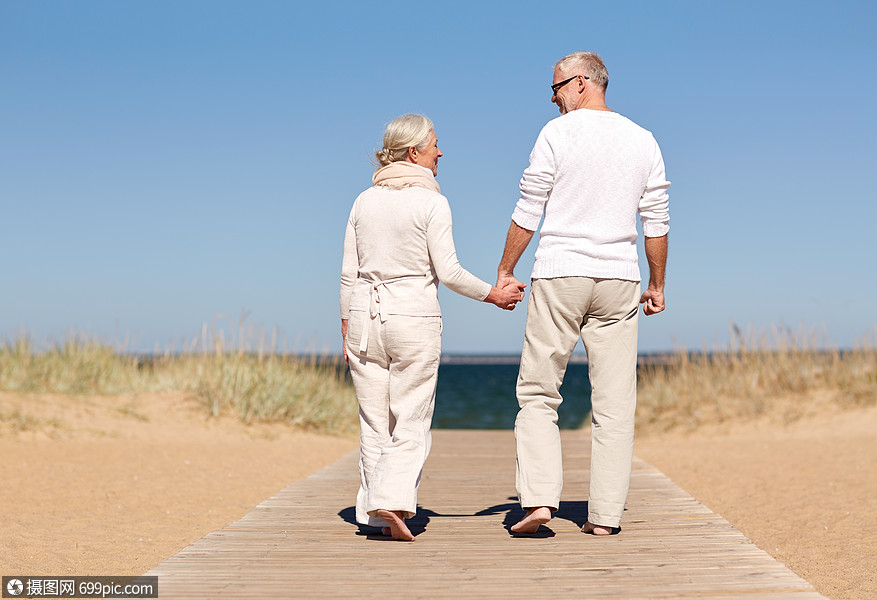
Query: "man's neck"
575 93 611 112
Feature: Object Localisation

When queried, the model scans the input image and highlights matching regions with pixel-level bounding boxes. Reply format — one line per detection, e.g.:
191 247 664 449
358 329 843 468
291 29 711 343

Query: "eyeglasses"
550 74 589 95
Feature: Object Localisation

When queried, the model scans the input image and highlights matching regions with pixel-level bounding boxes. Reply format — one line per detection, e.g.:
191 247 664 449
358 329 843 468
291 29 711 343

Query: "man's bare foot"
511 506 552 534
376 510 415 541
581 521 613 535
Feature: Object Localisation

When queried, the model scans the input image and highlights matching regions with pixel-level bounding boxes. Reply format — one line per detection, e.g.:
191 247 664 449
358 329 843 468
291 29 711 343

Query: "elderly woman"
340 114 523 541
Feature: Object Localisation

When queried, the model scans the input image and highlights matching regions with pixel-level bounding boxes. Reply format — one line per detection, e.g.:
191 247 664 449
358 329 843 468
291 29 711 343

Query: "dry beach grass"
0 336 358 434
636 324 877 433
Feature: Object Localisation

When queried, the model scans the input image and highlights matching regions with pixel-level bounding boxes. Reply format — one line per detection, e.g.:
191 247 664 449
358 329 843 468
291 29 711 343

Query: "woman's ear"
407 146 417 162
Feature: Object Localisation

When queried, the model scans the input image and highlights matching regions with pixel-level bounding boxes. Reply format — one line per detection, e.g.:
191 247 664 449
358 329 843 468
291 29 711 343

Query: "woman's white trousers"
346 311 442 527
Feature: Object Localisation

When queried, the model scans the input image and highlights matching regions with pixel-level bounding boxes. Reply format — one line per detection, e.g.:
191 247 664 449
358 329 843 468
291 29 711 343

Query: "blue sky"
2 1 875 355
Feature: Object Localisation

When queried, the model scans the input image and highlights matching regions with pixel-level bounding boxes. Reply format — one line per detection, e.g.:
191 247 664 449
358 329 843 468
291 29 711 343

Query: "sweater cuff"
642 221 669 238
512 207 541 232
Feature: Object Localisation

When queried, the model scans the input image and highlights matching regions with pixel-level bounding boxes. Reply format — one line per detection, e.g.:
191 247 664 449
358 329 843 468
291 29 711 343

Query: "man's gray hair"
375 114 434 167
554 52 609 91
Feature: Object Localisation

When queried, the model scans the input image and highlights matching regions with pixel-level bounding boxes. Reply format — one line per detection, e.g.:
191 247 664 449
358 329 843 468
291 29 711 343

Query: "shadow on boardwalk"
340 495 594 540
148 430 825 599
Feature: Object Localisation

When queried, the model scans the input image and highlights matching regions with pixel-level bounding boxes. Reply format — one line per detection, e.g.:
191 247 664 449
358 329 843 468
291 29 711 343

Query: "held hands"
487 273 527 311
639 286 665 316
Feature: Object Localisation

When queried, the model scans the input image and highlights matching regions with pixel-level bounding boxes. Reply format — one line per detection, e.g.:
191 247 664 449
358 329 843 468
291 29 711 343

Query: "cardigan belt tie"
357 274 428 355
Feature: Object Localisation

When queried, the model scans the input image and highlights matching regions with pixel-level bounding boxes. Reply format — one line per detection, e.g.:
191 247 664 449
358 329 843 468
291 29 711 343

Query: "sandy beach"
0 391 358 577
636 404 877 600
2 390 874 599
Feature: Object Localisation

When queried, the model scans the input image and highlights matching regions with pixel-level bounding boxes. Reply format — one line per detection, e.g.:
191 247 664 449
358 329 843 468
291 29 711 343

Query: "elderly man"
497 52 670 535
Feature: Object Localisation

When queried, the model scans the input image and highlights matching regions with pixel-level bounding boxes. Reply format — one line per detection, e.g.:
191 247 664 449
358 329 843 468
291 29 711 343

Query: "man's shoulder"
612 112 656 138
543 110 651 134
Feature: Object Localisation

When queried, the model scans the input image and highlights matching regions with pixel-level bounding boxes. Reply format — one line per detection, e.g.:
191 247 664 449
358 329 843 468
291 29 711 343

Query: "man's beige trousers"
346 311 442 527
515 277 640 528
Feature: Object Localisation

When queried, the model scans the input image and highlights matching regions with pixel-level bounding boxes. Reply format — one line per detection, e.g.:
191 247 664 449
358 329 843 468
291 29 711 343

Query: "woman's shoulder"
370 184 448 204
350 185 447 218
420 189 450 215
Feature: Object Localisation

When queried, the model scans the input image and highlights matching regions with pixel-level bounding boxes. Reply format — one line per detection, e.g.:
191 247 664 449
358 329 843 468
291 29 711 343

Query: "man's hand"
502 280 526 309
496 221 534 295
485 279 526 311
497 272 526 295
642 235 667 316
496 272 527 311
639 287 665 316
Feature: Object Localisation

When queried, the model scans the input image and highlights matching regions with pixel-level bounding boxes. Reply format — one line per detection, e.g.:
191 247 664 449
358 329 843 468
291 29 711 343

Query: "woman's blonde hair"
375 114 434 167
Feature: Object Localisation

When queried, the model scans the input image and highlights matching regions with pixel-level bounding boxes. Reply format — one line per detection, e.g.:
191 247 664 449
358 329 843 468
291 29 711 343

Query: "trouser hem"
587 511 623 528
519 498 560 512
368 508 416 520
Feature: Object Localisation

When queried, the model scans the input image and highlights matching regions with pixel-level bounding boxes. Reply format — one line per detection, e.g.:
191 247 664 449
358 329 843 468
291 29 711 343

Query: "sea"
432 357 592 430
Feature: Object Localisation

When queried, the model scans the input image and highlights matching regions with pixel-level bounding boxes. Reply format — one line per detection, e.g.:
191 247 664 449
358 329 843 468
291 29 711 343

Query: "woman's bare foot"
376 510 415 541
511 506 552 534
581 521 613 535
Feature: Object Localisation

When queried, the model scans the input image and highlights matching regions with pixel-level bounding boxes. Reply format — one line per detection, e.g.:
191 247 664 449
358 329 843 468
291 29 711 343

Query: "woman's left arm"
425 196 493 302
339 207 357 361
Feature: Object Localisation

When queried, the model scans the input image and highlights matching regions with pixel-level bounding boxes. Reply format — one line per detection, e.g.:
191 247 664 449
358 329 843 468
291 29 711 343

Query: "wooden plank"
147 430 826 599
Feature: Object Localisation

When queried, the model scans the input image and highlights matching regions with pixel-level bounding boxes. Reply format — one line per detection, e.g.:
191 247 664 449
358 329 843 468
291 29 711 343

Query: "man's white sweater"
512 108 670 282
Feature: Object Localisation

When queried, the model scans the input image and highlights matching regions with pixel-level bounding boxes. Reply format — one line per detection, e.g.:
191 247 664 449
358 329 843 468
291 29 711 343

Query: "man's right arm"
497 220 534 291
499 125 552 291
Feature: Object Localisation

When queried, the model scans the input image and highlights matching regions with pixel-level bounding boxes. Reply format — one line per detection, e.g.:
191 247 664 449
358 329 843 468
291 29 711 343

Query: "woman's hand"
485 280 526 311
341 319 349 363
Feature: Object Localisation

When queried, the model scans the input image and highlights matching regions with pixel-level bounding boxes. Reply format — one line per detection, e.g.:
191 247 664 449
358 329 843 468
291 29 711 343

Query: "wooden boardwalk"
148 430 826 599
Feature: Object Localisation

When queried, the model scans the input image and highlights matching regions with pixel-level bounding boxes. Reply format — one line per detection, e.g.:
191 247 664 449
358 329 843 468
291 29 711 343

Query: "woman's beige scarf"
372 161 440 194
